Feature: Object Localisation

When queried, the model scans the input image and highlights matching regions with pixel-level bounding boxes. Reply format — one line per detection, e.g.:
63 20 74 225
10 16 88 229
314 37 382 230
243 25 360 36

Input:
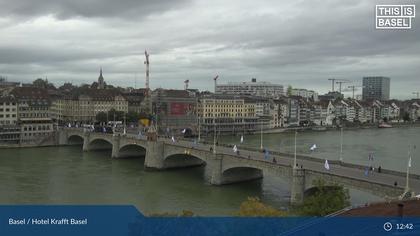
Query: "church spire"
98 67 105 89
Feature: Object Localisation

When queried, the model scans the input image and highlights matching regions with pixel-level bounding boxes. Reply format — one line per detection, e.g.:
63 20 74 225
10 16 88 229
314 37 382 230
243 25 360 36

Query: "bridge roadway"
59 129 420 204
171 138 420 196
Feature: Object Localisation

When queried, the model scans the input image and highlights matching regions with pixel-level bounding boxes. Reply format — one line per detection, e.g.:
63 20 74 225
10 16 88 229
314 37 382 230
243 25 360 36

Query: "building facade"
153 89 198 135
53 89 128 124
362 76 390 101
9 87 55 143
216 78 284 98
291 88 319 101
198 95 260 135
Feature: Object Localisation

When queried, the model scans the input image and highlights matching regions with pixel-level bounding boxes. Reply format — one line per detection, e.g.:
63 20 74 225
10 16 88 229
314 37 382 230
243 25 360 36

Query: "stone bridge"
58 129 420 205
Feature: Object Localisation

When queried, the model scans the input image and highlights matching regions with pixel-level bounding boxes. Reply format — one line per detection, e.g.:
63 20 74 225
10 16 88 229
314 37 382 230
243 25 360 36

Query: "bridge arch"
118 144 147 158
67 134 84 145
88 138 113 151
221 166 263 184
163 153 206 169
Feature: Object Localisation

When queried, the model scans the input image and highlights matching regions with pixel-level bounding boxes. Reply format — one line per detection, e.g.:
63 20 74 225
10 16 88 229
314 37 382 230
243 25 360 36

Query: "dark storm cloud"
0 0 190 19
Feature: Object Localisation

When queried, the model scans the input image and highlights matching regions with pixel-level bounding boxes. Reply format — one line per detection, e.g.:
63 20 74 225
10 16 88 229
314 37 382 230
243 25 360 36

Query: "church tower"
98 67 105 89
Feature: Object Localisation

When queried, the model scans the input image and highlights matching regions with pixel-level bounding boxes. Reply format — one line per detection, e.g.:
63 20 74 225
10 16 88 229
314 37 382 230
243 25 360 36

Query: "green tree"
108 109 124 121
126 111 140 123
287 85 293 96
236 197 287 217
96 112 108 123
32 78 56 89
33 78 48 88
298 179 350 216
402 112 410 122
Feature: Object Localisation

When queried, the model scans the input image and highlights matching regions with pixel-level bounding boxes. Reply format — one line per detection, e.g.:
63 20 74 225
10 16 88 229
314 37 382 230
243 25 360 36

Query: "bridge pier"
111 135 120 158
205 155 223 185
144 141 165 170
82 133 90 152
57 130 69 145
290 168 305 205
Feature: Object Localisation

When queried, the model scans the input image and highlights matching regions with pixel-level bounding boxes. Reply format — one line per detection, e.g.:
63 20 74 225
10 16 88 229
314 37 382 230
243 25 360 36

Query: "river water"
219 126 420 174
1 127 418 216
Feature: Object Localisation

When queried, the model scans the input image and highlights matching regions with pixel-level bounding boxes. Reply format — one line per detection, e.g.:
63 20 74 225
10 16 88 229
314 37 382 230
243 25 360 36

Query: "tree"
287 85 293 96
96 112 108 123
32 78 56 89
33 78 48 88
298 179 350 216
126 111 140 123
236 197 287 217
108 109 124 121
402 112 411 122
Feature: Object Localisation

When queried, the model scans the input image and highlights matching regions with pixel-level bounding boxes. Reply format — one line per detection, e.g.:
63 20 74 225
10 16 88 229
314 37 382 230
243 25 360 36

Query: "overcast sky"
0 0 419 99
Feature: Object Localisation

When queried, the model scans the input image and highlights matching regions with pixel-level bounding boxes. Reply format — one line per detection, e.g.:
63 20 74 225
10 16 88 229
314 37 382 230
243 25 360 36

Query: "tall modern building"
362 76 390 101
215 78 284 98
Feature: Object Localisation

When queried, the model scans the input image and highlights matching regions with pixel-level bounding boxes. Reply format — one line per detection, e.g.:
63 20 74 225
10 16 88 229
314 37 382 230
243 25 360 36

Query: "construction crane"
144 50 152 114
328 78 337 92
184 80 189 90
144 50 150 91
347 85 363 99
413 92 420 99
213 75 219 93
335 80 351 94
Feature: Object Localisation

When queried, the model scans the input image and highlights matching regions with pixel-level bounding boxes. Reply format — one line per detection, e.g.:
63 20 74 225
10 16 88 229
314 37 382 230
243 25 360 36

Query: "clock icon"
383 222 393 232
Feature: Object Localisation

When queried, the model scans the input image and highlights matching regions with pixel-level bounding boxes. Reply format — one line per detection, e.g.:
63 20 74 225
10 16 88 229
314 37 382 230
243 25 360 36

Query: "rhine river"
0 127 419 216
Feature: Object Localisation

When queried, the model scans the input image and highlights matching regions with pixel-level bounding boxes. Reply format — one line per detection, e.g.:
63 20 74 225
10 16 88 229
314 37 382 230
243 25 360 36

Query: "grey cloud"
0 0 418 99
0 0 190 19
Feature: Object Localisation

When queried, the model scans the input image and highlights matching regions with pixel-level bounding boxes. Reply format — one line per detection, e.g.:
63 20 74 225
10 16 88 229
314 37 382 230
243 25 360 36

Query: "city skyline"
0 0 419 99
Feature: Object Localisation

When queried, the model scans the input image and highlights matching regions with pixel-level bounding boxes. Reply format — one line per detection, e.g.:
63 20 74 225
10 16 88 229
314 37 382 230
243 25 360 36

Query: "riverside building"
215 78 284 98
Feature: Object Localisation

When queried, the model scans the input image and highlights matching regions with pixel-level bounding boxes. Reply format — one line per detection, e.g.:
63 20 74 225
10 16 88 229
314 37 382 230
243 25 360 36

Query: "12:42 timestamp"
396 223 414 230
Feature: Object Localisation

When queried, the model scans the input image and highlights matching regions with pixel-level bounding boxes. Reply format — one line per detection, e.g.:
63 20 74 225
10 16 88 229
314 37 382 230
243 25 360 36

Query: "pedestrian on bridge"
264 149 269 160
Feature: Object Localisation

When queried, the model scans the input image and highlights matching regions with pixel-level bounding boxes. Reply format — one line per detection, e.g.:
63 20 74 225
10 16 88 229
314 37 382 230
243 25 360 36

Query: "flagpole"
293 129 297 169
198 115 201 142
260 121 263 149
213 76 217 155
339 127 343 162
405 146 411 193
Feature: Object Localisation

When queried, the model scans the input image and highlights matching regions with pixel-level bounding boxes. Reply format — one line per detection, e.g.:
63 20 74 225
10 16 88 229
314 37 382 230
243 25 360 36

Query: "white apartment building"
216 78 284 98
0 96 18 125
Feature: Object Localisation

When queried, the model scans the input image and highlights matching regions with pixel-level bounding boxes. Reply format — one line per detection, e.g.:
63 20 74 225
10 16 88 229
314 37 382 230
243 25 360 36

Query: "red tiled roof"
338 199 420 216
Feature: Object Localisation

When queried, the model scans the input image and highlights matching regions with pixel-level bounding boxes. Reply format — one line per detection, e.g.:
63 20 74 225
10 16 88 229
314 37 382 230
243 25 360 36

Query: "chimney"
398 203 404 217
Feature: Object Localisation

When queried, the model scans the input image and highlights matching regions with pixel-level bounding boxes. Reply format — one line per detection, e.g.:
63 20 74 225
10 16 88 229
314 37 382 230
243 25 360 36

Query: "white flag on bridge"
409 156 412 168
324 159 330 170
171 136 176 143
182 129 186 134
233 145 238 153
310 144 317 151
240 135 244 144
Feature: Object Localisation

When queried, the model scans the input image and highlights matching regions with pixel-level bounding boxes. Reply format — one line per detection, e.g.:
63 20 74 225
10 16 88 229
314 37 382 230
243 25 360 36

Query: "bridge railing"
197 140 420 180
